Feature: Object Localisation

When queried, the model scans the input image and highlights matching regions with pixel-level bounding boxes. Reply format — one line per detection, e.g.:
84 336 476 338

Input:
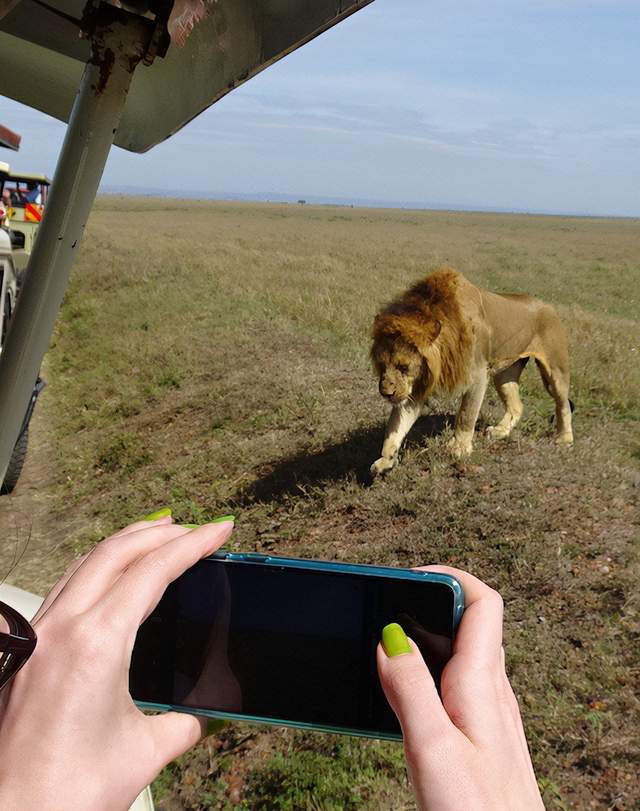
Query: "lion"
370 267 573 476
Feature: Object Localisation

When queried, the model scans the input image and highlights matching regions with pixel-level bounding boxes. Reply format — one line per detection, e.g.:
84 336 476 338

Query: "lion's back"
476 287 565 367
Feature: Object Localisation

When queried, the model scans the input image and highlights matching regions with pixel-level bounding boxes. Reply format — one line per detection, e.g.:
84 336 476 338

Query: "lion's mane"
371 267 473 395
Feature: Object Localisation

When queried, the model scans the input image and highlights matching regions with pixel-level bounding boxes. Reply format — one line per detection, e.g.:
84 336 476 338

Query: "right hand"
377 567 544 811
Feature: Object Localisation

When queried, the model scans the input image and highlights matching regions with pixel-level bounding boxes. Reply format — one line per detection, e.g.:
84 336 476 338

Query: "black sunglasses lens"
0 602 37 691
0 649 24 690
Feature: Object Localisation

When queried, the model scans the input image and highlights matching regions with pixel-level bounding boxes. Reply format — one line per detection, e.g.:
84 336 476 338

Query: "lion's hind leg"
487 358 528 440
535 359 574 445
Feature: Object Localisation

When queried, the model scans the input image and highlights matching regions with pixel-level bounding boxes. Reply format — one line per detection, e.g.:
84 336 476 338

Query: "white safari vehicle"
0 162 18 347
1 170 51 272
0 160 45 494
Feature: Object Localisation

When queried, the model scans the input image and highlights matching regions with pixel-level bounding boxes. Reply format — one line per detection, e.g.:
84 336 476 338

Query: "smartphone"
130 552 464 740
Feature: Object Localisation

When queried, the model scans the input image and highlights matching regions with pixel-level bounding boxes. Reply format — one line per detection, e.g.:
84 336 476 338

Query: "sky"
1 0 639 216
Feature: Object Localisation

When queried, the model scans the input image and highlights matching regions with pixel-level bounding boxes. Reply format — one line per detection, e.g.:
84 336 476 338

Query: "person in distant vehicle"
22 180 41 205
0 190 9 228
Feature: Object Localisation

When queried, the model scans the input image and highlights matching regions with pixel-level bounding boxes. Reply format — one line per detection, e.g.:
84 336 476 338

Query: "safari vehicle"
1 170 50 272
0 162 18 344
0 160 44 494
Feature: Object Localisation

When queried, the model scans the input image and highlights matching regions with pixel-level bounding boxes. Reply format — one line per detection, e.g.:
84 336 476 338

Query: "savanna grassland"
1 199 639 810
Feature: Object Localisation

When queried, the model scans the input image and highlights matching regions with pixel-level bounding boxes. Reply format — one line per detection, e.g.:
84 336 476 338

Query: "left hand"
0 515 234 811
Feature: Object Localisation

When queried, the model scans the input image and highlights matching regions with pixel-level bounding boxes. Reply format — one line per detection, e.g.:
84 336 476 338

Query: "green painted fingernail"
181 523 200 529
143 507 172 521
212 514 235 523
206 718 229 736
382 623 412 657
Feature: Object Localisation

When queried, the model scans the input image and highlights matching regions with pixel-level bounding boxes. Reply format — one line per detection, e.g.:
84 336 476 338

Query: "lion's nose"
379 381 392 397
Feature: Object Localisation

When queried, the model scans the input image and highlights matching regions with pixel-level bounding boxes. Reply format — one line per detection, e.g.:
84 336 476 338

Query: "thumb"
377 624 452 749
147 711 205 769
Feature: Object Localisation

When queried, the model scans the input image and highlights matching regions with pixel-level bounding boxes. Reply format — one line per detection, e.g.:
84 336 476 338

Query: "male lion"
370 267 573 476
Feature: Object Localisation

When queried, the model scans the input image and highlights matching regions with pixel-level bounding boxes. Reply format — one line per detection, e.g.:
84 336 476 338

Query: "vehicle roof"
0 0 373 153
7 171 51 184
0 123 21 151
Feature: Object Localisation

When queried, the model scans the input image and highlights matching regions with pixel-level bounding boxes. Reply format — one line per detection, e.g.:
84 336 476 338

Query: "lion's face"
371 335 425 405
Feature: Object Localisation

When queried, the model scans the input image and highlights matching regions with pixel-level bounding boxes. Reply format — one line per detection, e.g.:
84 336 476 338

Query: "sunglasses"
0 600 37 691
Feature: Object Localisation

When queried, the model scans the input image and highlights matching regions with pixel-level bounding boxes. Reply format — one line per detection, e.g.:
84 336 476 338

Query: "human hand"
0 513 234 811
377 566 544 811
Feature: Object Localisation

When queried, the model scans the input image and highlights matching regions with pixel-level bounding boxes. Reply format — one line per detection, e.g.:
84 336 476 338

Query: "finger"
33 517 175 623
376 635 453 753
415 567 510 748
107 520 234 628
500 650 537 777
110 514 173 539
32 555 89 623
501 647 526 735
147 711 205 771
414 565 504 668
49 523 195 616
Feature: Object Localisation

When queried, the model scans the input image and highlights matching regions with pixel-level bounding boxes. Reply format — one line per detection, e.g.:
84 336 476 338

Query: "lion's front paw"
370 457 396 477
486 424 510 440
555 432 574 446
447 436 473 459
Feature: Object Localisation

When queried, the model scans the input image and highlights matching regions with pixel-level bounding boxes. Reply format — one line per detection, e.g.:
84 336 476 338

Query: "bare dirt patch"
0 379 76 595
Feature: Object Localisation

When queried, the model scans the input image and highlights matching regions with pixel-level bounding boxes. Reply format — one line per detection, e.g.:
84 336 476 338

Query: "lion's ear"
408 317 442 357
372 313 403 340
388 315 431 358
372 311 440 357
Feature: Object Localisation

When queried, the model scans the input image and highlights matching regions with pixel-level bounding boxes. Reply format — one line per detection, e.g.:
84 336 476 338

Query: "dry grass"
1 199 639 809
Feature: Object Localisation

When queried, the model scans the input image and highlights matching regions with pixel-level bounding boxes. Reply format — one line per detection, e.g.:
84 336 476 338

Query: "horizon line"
98 184 640 221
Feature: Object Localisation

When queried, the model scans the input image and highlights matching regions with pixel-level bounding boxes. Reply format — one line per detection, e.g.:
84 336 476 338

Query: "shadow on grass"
235 413 455 506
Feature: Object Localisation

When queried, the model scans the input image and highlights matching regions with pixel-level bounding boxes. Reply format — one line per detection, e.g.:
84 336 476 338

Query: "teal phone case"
135 552 464 741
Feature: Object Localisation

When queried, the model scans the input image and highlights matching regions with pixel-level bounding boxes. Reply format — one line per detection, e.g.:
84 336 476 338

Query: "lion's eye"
397 364 408 374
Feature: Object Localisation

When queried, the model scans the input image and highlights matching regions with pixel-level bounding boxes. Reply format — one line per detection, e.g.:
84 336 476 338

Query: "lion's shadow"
234 413 455 507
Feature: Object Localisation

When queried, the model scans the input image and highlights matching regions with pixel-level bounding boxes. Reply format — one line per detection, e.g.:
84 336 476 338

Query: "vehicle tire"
15 266 27 294
1 292 11 347
1 427 29 494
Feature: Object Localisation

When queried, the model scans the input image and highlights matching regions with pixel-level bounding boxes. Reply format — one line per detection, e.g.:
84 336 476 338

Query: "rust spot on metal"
93 46 115 95
127 53 141 72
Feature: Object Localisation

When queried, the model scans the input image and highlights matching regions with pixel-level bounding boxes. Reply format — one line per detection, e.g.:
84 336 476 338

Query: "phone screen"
130 558 457 736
